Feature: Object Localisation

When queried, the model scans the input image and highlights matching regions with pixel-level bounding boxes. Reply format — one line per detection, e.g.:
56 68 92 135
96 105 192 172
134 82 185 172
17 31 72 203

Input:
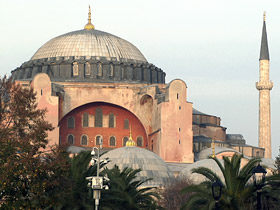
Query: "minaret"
256 12 273 158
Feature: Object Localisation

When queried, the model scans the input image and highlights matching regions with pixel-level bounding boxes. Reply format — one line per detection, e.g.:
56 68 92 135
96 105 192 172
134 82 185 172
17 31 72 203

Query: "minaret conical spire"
259 12 269 60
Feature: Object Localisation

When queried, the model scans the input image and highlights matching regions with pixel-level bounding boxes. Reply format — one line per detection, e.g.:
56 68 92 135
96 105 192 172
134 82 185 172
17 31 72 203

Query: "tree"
181 154 261 210
57 151 162 210
100 165 162 210
0 77 70 209
158 177 192 210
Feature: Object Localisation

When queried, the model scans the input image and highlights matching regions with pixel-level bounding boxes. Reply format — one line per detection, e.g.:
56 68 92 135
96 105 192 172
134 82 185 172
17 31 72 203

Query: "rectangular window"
124 119 129 129
109 113 114 128
95 108 103 127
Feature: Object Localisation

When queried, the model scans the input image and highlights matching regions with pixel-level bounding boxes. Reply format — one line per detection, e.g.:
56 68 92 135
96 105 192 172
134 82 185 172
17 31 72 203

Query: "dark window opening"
123 137 129 146
68 135 74 145
124 119 129 129
109 113 114 128
81 135 88 145
109 136 116 146
137 136 143 147
83 113 89 127
96 135 103 146
67 117 75 128
95 108 103 127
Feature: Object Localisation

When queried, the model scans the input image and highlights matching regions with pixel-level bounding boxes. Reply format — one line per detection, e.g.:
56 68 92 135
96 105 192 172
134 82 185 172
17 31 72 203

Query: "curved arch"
67 134 75 145
81 134 88 146
109 136 116 147
59 101 148 149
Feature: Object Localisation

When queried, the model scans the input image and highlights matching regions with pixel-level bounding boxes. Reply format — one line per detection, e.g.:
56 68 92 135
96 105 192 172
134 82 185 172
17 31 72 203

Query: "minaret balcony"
256 81 273 90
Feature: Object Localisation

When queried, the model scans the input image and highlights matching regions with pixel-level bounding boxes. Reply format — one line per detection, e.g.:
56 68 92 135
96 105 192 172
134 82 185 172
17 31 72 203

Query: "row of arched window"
67 110 124 128
72 62 114 77
66 134 143 147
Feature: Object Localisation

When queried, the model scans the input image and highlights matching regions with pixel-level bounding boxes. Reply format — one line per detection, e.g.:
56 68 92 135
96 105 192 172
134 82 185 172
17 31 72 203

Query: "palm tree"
181 154 261 210
100 165 162 210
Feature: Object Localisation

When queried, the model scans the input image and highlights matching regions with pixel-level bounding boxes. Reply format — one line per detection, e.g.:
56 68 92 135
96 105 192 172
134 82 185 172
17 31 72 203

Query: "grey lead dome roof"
102 147 174 187
31 29 147 63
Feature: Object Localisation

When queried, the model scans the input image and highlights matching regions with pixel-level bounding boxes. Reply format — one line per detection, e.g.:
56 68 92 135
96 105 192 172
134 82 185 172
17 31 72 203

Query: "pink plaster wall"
160 80 194 163
30 73 59 146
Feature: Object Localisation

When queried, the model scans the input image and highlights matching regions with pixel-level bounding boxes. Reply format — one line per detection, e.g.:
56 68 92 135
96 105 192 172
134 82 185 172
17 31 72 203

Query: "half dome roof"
31 29 147 63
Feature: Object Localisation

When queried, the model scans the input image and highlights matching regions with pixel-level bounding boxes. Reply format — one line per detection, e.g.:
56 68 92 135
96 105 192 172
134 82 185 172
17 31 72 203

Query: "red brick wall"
59 102 147 148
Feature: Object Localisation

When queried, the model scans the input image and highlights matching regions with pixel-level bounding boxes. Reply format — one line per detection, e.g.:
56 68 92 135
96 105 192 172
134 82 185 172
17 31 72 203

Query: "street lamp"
211 179 223 210
86 137 109 210
252 163 267 210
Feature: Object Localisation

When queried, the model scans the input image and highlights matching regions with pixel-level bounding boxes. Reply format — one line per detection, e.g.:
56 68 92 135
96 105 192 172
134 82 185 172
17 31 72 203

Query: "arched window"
85 62 91 76
83 113 89 127
109 113 115 128
67 116 75 128
81 135 88 145
120 64 124 78
96 135 103 146
123 136 129 146
136 136 143 147
109 63 114 77
67 134 74 145
95 108 103 127
124 119 129 129
97 62 102 77
73 62 79 76
109 136 116 146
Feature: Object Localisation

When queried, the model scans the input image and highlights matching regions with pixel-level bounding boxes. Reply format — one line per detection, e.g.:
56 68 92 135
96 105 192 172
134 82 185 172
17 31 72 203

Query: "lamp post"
86 137 109 210
252 163 267 210
211 179 223 210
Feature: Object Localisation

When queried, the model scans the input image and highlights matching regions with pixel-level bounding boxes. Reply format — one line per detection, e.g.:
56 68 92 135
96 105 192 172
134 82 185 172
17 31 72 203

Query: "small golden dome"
84 5 95 30
126 127 136 147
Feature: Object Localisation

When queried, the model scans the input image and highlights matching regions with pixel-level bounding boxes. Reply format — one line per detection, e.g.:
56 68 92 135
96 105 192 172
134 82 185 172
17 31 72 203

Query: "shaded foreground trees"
0 76 71 209
158 177 192 210
59 152 162 210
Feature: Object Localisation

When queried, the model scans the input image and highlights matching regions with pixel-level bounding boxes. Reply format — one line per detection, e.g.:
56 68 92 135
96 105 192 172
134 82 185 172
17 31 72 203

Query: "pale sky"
1 0 280 158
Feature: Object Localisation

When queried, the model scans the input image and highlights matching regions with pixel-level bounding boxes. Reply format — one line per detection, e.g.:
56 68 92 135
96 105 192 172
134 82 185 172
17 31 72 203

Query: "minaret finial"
263 11 266 22
84 5 95 30
211 139 216 158
126 125 136 147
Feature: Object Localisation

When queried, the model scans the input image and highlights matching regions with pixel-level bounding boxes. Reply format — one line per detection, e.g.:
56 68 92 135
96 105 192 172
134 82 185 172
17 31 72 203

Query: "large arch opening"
59 102 148 149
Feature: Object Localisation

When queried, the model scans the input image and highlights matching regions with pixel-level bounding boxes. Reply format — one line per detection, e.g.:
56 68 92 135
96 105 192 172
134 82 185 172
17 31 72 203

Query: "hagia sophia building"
10 7 275 184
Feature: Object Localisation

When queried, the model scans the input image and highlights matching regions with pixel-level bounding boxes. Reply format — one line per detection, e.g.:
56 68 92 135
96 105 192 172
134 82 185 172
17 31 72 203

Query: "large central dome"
31 29 147 63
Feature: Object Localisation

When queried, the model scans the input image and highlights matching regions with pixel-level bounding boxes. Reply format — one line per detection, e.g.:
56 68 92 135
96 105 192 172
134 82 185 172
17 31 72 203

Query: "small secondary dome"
179 159 224 184
102 147 174 187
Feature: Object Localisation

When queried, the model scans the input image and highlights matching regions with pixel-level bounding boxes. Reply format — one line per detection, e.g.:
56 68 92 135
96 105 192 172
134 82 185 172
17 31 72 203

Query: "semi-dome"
31 29 147 63
102 146 174 187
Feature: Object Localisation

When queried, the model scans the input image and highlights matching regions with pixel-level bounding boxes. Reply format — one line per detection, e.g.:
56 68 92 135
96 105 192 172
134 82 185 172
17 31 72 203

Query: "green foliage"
181 154 261 210
57 152 161 210
0 76 71 209
100 165 162 210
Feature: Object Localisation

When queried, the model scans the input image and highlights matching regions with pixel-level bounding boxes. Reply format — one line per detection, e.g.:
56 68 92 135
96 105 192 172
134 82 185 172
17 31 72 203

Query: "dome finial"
84 5 95 30
263 11 266 22
126 125 136 147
